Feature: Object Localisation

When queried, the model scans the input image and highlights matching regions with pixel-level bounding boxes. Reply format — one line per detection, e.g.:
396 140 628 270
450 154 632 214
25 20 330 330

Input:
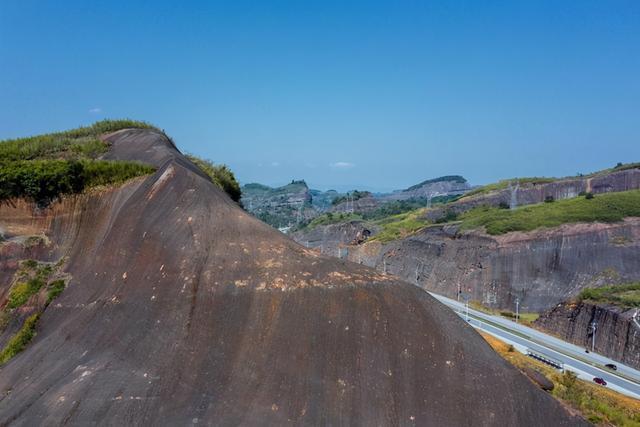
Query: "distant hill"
243 175 472 229
241 180 316 228
382 175 471 201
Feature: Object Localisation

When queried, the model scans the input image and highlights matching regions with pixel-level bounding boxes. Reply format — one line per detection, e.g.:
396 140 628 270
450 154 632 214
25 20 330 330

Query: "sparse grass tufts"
7 277 45 309
578 283 640 309
46 280 67 305
371 209 429 242
0 314 40 364
0 119 157 162
482 332 640 426
186 155 242 202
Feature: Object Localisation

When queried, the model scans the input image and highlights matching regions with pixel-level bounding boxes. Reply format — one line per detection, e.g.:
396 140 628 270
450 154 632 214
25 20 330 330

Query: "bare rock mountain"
0 128 584 425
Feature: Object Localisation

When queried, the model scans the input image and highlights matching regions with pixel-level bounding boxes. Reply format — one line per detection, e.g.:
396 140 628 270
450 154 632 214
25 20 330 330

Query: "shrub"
435 210 459 224
498 201 510 210
22 259 38 269
577 283 640 308
0 160 154 205
46 280 66 305
585 192 594 200
185 155 242 202
7 277 46 309
331 190 371 206
0 313 40 364
544 195 555 203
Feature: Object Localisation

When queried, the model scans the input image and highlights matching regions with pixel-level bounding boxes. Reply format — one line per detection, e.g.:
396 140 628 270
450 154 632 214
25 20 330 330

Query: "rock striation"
536 301 640 370
425 168 640 222
294 219 640 313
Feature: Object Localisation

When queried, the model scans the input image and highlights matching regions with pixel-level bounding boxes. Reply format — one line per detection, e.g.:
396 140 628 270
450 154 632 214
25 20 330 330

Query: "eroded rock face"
384 176 470 201
295 219 640 312
290 220 378 257
425 169 640 221
536 301 640 370
0 129 585 425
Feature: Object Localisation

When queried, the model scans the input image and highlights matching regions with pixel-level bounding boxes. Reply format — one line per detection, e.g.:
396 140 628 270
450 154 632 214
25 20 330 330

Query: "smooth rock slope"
0 129 585 425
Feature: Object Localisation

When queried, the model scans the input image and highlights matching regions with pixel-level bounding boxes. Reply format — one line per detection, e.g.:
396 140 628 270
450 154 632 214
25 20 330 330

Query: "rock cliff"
294 219 640 312
536 301 640 370
426 168 640 221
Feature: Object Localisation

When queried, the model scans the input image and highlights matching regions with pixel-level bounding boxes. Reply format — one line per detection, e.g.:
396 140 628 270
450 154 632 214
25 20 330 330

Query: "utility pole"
591 321 597 352
515 297 520 323
383 257 387 274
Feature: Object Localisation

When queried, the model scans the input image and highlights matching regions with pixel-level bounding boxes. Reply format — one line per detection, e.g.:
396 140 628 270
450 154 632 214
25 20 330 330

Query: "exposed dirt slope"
0 129 585 425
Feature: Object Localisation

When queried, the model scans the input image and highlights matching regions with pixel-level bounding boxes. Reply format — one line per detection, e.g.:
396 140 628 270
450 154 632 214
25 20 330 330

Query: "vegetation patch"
578 283 640 309
468 301 539 325
0 159 154 205
46 280 67 305
0 314 40 364
185 155 241 202
371 209 429 243
0 120 159 205
6 263 53 309
0 259 69 364
331 190 371 206
457 190 640 235
482 332 640 426
0 119 157 162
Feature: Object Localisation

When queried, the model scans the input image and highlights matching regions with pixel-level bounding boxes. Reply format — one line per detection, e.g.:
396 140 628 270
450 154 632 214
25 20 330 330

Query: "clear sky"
1 1 639 191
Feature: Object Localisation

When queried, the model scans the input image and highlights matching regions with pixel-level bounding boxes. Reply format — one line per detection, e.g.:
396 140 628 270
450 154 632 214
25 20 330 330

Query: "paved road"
429 292 640 399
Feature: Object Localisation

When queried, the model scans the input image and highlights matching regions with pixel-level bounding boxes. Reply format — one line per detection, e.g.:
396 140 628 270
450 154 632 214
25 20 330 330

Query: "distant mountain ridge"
242 175 471 228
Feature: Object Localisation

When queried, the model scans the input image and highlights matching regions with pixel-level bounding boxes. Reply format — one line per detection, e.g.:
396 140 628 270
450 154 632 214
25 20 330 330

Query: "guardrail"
526 348 564 370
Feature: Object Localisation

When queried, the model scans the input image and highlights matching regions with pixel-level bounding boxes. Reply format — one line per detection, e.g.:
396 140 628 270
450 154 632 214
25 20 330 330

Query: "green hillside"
458 190 640 235
0 120 158 205
578 283 640 309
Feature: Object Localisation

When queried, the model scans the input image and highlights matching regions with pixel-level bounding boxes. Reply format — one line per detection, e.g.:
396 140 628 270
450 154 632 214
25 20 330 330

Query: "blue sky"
1 1 639 191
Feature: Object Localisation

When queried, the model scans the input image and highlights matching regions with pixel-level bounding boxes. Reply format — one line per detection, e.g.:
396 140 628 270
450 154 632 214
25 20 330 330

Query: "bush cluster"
0 160 154 205
0 314 40 364
186 155 242 202
331 190 371 206
578 283 640 308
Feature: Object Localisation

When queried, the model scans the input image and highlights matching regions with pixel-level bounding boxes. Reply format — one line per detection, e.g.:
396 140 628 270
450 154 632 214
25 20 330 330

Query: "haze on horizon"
1 1 639 191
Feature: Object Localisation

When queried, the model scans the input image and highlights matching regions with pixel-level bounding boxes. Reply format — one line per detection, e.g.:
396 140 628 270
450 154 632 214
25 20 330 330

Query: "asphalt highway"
430 292 640 399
